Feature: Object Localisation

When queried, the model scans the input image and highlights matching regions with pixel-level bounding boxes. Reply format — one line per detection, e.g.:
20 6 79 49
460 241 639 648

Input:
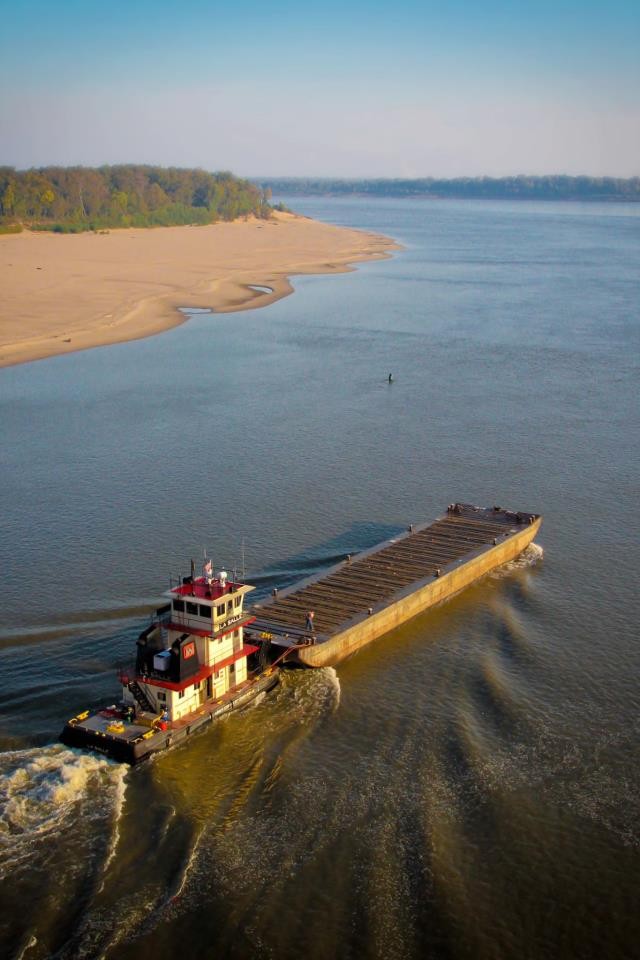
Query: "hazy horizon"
1 1 638 178
2 167 639 181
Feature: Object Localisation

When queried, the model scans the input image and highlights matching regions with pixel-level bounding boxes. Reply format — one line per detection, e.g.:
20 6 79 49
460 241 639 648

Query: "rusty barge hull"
249 504 541 668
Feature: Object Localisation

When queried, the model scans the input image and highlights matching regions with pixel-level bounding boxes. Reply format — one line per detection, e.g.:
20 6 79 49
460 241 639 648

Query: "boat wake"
13 934 38 960
490 542 544 579
467 715 640 850
288 666 341 721
100 760 128 882
0 745 126 880
98 826 206 955
168 826 205 903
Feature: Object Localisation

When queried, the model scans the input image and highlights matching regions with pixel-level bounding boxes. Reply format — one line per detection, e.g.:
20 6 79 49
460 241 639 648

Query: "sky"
1 0 638 177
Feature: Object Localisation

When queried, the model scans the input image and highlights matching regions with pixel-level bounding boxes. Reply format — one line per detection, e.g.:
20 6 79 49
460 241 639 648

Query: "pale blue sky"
1 0 638 175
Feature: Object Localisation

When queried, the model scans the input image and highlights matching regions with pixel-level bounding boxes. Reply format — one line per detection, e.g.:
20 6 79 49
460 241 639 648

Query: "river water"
0 197 638 959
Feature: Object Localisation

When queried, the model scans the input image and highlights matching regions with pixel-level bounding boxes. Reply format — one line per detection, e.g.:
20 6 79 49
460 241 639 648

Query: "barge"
247 503 541 667
61 502 540 762
61 565 278 764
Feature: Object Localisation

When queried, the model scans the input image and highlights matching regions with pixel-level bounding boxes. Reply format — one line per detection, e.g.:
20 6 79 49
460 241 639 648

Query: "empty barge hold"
248 503 541 667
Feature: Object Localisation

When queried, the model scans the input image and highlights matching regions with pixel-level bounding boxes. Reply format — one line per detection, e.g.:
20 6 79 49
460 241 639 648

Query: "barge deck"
249 503 541 667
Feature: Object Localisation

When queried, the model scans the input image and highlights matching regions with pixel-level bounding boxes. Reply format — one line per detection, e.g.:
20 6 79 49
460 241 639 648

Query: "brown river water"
0 197 638 959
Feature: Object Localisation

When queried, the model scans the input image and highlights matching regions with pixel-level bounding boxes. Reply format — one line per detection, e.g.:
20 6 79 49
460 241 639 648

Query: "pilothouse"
131 564 257 722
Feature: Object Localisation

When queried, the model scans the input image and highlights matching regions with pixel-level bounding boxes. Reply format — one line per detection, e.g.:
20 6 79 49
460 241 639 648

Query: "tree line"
257 176 640 201
0 165 273 232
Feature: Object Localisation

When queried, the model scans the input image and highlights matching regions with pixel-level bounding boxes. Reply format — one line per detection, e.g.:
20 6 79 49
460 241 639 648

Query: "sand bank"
0 212 399 368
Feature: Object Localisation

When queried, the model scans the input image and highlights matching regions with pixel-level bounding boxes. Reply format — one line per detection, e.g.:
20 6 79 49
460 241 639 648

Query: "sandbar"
0 212 399 368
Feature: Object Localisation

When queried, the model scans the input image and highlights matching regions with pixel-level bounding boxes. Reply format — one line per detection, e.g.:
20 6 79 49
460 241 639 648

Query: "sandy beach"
0 212 399 367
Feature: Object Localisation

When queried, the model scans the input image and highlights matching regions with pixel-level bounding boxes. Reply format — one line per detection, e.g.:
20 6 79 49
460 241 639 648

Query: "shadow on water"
0 622 142 750
0 605 159 650
248 521 403 601
469 649 527 740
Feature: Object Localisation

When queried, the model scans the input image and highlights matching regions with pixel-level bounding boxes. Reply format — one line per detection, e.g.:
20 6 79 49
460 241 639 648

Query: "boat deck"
250 504 539 646
62 670 280 763
78 711 150 742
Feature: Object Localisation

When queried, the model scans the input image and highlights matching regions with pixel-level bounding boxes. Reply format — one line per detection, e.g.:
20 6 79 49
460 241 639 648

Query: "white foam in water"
167 826 204 903
323 667 342 709
96 827 207 954
15 934 38 960
94 894 160 960
490 542 544 579
290 666 341 720
92 826 206 957
100 763 128 879
244 689 267 711
156 805 177 847
0 744 126 880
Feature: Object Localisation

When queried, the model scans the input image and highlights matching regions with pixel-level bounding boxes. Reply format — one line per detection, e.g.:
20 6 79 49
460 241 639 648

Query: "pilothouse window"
199 604 211 618
173 599 185 612
186 602 198 616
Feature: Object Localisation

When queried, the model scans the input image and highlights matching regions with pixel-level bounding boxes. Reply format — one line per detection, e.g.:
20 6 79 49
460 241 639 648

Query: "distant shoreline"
257 175 640 202
0 212 400 368
284 194 640 203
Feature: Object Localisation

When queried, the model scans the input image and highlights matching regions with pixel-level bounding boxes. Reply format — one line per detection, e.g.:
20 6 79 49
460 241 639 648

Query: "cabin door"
206 675 213 700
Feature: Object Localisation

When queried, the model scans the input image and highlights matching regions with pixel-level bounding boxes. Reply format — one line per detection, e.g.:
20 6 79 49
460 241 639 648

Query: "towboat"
61 565 278 764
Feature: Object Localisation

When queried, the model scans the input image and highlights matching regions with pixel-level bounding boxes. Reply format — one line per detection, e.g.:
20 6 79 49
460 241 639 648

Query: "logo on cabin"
182 641 196 660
